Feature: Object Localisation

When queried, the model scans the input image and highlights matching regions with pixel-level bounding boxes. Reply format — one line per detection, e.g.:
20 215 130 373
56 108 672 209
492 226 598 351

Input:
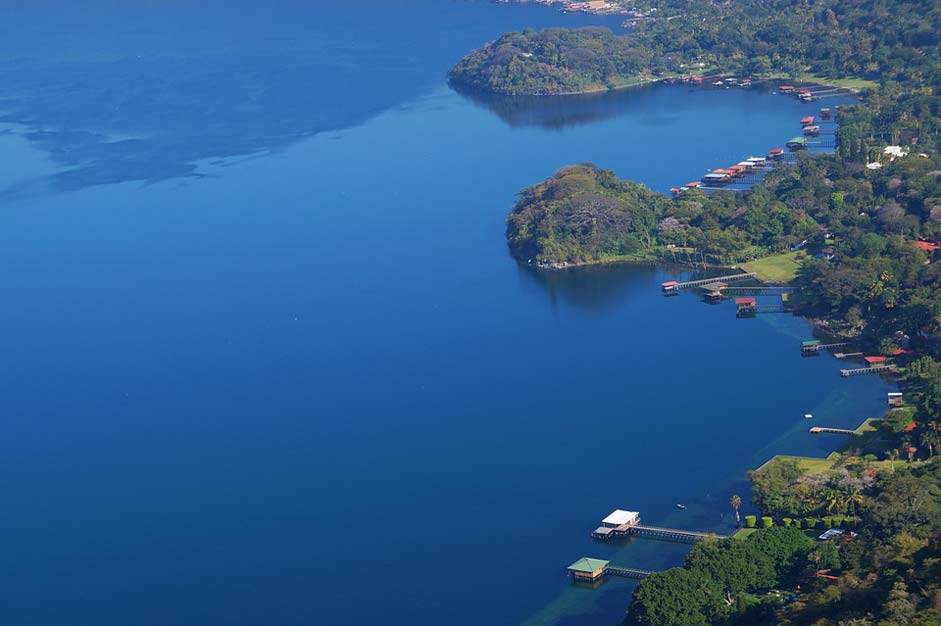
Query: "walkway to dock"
663 272 756 292
631 524 728 543
841 364 897 377
802 341 851 354
810 426 856 435
605 565 653 579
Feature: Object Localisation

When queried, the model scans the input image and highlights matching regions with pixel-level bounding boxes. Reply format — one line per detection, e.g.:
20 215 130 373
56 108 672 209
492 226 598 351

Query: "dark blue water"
0 3 886 626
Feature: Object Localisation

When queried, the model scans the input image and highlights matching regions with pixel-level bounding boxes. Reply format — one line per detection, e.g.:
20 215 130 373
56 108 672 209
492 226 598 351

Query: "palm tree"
921 424 940 457
888 448 899 474
846 489 865 517
730 495 742 527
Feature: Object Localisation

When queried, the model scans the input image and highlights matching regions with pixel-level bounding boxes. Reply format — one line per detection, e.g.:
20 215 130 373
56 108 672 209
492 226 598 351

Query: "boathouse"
602 509 640 529
803 125 820 136
768 147 785 159
888 392 904 408
864 356 888 368
787 136 807 150
779 85 794 93
701 172 728 186
735 297 757 316
701 282 728 300
802 340 821 354
800 115 815 126
662 281 679 292
567 557 609 582
820 108 832 120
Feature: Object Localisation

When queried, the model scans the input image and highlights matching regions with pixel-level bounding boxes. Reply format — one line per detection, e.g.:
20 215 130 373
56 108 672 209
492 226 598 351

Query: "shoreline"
460 74 868 99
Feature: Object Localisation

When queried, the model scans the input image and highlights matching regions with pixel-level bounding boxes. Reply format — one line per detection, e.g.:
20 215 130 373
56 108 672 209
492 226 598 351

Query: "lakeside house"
567 557 609 582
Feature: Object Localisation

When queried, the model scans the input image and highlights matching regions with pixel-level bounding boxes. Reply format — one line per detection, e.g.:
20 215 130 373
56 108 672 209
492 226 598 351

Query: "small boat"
804 413 813 419
676 503 687 510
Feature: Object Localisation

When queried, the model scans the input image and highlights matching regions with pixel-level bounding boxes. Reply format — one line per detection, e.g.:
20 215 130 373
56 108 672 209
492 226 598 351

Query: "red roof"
768 148 784 155
796 89 811 94
779 85 794 90
801 116 815 125
712 168 732 175
909 447 918 453
903 421 918 433
735 297 756 305
662 281 679 287
891 348 915 356
686 181 701 187
915 240 941 252
864 356 887 364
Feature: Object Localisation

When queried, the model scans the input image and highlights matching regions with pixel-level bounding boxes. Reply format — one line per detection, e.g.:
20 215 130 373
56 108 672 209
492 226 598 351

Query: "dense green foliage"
627 460 941 625
449 27 652 95
628 528 814 626
453 0 941 96
506 164 665 266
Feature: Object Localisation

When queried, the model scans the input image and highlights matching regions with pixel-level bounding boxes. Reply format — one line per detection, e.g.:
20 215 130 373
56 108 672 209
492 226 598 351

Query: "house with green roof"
567 557 609 582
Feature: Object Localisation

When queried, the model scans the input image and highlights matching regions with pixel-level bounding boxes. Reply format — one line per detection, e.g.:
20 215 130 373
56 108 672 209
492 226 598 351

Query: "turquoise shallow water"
0 3 887 626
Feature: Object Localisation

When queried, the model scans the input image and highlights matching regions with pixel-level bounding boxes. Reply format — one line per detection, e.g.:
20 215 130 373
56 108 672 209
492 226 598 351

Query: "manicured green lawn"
743 251 806 284
758 454 838 475
732 527 758 540
801 73 880 91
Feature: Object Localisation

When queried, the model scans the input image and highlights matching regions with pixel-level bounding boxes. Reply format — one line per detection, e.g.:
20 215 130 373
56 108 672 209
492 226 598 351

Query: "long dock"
605 565 653 579
810 426 856 435
593 523 726 543
662 272 756 292
802 341 851 354
841 365 897 377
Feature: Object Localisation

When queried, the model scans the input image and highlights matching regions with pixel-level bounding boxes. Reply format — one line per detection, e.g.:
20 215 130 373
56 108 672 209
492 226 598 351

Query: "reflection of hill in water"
517 261 654 311
453 82 687 130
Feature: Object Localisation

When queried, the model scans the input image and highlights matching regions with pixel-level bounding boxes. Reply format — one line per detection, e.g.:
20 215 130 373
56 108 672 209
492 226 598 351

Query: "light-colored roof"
602 510 639 525
568 557 610 573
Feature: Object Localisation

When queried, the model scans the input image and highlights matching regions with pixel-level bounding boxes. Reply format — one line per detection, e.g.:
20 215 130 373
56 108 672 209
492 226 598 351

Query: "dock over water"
591 509 727 543
809 426 856 435
662 272 757 293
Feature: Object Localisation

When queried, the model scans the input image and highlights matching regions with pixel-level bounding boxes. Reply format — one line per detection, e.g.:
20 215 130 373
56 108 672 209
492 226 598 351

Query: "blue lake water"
0 3 887 626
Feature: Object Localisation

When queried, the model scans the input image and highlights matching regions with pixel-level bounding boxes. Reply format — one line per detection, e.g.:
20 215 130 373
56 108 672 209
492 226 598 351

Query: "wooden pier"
662 272 757 293
802 341 851 354
841 364 897 377
630 524 727 543
809 426 856 435
605 565 653 579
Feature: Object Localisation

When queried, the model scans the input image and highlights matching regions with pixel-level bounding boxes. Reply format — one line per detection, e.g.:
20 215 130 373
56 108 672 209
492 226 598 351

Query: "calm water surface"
0 3 887 626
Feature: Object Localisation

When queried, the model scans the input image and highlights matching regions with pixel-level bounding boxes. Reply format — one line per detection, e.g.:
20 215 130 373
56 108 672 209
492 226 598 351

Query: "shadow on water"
516 261 656 312
0 1 628 198
452 81 686 130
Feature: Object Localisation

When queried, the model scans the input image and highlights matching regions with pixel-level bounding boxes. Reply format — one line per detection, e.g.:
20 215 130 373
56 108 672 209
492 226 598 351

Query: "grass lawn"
732 527 758 540
801 73 880 91
743 251 806 284
756 453 838 475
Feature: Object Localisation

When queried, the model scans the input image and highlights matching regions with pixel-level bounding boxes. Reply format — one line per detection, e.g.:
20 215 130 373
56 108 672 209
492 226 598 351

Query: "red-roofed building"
864 356 888 366
903 421 918 433
735 297 757 316
662 281 679 292
916 240 941 253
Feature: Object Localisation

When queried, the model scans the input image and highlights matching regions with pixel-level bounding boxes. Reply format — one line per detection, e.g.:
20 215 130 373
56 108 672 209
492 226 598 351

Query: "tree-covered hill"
448 27 653 96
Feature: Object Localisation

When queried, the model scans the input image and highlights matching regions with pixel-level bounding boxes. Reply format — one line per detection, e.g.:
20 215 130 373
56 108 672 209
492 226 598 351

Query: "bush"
793 518 802 529
783 518 793 527
761 516 774 528
822 517 832 529
805 518 817 529
745 515 757 528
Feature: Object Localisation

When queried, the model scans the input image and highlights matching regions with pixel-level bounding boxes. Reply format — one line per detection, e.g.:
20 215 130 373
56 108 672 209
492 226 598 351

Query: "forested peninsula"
482 2 941 623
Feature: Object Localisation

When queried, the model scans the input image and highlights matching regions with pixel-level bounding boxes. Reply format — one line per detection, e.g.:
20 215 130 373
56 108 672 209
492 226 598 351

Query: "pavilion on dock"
567 557 609 583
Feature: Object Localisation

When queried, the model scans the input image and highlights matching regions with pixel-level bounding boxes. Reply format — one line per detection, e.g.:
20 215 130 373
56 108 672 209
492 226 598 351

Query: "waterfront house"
787 136 807 150
567 557 609 582
735 297 757 316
